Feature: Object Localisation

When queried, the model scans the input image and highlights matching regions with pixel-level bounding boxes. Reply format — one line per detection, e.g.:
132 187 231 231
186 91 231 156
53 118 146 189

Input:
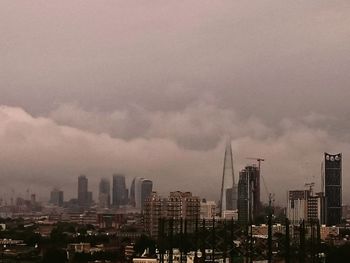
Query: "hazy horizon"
1 0 350 205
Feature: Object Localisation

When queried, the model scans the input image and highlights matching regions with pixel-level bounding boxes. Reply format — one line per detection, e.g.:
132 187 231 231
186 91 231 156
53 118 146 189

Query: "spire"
220 139 237 216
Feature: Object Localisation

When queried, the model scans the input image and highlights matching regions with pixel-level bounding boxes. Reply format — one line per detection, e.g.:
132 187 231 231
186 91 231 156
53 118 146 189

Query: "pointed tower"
220 140 237 216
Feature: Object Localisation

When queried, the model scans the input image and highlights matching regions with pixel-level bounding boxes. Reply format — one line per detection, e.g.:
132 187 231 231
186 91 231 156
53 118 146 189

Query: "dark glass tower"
324 152 342 225
237 165 261 224
112 174 128 207
78 175 88 206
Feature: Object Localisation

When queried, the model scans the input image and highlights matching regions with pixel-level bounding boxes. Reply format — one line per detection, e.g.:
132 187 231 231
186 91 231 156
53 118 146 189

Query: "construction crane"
246 157 265 172
246 157 274 209
305 182 315 195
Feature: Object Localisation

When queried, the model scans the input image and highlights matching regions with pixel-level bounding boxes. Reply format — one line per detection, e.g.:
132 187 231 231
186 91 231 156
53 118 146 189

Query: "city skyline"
0 1 349 205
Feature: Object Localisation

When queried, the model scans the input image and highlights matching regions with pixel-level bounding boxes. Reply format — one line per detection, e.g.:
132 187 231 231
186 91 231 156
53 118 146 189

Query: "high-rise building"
140 179 153 211
237 170 249 225
112 174 128 207
50 188 64 207
220 141 237 216
324 153 342 225
287 189 322 225
99 178 110 209
237 165 261 224
287 190 308 225
144 191 200 237
144 192 167 237
78 175 88 207
130 177 153 211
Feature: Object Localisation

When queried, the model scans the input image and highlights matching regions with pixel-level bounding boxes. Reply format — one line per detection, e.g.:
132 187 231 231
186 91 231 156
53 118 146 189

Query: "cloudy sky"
1 0 350 204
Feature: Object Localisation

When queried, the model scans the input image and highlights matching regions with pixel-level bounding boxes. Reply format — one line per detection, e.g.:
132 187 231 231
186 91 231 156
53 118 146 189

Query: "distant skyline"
0 1 350 204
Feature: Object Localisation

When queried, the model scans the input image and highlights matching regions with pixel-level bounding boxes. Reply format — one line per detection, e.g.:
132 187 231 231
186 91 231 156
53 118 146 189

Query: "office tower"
130 177 153 210
78 175 88 206
50 188 64 206
237 165 261 224
144 192 167 237
220 141 237 216
167 191 200 233
324 153 342 225
112 174 128 207
99 178 110 209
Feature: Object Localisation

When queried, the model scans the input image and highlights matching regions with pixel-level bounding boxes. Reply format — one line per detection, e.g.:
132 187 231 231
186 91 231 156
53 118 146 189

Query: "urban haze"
1 1 350 204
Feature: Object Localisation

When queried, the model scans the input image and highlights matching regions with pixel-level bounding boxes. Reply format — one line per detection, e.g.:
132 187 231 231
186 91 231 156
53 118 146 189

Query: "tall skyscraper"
78 175 88 206
220 141 237 216
131 177 153 210
140 179 153 211
50 188 64 207
112 174 128 207
324 153 342 225
99 178 110 209
237 165 261 224
237 170 249 225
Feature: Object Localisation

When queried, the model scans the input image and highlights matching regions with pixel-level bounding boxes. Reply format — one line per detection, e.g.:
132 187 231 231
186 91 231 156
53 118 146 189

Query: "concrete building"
287 189 323 225
200 199 216 219
143 191 200 237
98 178 110 209
143 192 167 237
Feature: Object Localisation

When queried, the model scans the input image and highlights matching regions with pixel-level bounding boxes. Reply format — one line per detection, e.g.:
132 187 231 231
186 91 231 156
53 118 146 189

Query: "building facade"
287 189 322 225
143 191 200 237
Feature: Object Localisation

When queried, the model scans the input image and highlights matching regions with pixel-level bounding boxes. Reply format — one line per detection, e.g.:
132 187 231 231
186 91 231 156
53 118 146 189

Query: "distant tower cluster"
220 141 237 217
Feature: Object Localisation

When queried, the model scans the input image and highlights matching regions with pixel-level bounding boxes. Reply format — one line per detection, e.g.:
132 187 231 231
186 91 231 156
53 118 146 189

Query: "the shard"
220 140 237 216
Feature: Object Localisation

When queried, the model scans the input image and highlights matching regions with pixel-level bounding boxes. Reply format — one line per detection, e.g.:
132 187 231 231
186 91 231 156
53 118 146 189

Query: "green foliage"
134 234 156 256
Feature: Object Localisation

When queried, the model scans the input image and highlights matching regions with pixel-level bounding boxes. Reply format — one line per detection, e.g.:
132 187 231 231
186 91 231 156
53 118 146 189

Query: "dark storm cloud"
0 1 349 203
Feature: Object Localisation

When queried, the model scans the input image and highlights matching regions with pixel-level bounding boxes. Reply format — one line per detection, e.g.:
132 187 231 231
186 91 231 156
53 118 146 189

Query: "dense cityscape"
2 1 350 262
0 142 348 262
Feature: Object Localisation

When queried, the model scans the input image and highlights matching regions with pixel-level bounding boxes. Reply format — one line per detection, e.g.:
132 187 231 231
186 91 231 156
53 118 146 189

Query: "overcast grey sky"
0 0 350 204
